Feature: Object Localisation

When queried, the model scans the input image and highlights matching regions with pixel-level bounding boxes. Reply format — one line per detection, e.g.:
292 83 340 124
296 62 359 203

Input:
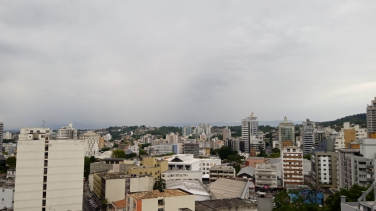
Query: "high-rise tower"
241 113 258 153
367 97 376 138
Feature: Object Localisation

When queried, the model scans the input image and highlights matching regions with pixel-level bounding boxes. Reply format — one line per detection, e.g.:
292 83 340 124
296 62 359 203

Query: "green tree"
325 184 373 211
257 149 268 157
112 149 126 158
101 147 111 151
218 146 237 160
268 153 280 158
153 178 166 192
210 148 219 155
304 154 311 160
139 149 148 155
272 148 281 153
6 156 16 169
141 143 152 149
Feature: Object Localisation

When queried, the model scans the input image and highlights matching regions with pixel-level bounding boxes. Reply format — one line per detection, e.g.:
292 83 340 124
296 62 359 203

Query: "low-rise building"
127 157 168 182
199 158 221 175
209 166 235 183
167 154 201 171
0 184 14 210
126 189 195 211
254 163 277 190
111 198 126 211
237 166 255 180
209 178 250 199
166 180 210 201
245 157 268 168
195 198 257 211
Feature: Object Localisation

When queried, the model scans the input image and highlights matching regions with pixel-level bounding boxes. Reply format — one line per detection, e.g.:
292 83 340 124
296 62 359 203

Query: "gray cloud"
1 1 376 129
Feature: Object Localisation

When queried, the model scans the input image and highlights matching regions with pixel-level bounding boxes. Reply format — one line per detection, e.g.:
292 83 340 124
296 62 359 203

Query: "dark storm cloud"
1 1 376 129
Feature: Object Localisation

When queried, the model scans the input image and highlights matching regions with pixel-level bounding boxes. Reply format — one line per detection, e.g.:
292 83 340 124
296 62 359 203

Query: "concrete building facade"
57 122 77 139
83 131 100 157
278 117 295 150
14 128 85 211
311 151 337 188
367 97 376 137
302 119 315 155
254 163 277 190
241 113 258 153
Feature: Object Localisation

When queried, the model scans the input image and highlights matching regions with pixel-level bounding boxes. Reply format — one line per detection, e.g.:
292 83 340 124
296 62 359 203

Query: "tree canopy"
6 156 16 169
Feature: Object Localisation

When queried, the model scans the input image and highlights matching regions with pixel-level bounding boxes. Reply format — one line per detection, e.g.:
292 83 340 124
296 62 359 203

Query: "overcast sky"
1 1 376 129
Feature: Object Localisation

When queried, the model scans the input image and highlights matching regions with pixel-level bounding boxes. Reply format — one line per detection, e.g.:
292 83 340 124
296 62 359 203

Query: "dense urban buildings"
183 139 199 158
278 117 295 150
254 163 277 190
14 127 85 211
209 166 235 183
367 97 376 137
241 113 258 153
0 122 3 148
311 150 337 188
82 131 100 157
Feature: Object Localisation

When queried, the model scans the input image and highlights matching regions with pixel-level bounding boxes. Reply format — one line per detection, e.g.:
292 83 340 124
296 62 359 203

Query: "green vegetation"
107 125 139 140
139 149 148 155
3 139 16 143
111 149 137 159
101 147 111 151
147 126 181 136
259 125 277 133
141 143 152 149
304 154 311 160
153 178 166 192
257 149 268 157
84 156 97 178
228 126 241 137
2 151 8 155
6 156 16 169
317 113 366 128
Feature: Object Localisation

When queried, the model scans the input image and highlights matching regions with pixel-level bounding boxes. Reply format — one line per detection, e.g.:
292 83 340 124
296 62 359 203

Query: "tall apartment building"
14 128 85 211
182 126 192 137
334 122 368 150
183 139 199 158
4 131 12 140
166 132 178 144
311 150 337 188
282 146 303 186
278 117 295 150
57 122 77 139
254 163 277 190
0 122 3 148
337 139 376 189
82 131 100 157
223 126 231 140
241 113 258 153
367 97 376 137
302 119 315 155
224 139 240 152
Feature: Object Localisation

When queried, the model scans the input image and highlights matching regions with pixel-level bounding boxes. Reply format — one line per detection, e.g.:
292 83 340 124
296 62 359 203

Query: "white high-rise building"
241 113 258 153
222 126 231 140
0 122 3 148
14 127 85 211
57 122 77 139
104 133 112 141
83 131 100 157
367 97 376 137
302 119 315 155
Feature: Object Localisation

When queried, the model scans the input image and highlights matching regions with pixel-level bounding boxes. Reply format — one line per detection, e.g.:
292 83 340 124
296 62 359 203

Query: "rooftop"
209 178 248 199
210 166 234 171
195 198 254 211
162 170 202 174
112 198 127 209
166 180 210 196
237 166 255 177
129 189 191 200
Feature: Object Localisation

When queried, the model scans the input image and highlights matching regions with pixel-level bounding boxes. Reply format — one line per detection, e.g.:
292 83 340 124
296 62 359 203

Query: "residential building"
152 144 174 155
182 126 192 137
93 171 153 205
183 139 199 158
367 97 376 137
0 122 3 148
14 127 85 211
241 113 258 153
337 139 376 189
254 163 277 190
278 117 295 150
127 157 168 182
200 158 221 175
162 170 203 181
195 198 257 211
166 133 178 144
282 146 304 186
199 133 206 141
167 154 201 171
3 132 12 140
311 150 337 188
223 126 232 140
224 138 240 152
57 122 77 139
302 119 315 155
209 178 250 199
3 143 16 155
98 137 105 149
209 166 235 183
166 180 210 201
83 131 100 157
334 122 368 150
126 189 195 211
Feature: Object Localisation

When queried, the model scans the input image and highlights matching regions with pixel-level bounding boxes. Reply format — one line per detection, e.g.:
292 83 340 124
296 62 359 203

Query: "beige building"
282 146 304 186
254 163 277 190
126 189 195 211
209 166 235 183
127 157 168 182
367 97 376 137
278 117 295 150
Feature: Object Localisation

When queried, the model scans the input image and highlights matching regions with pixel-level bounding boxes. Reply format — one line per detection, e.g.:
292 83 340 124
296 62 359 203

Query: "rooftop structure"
166 180 210 201
195 198 257 211
209 178 250 199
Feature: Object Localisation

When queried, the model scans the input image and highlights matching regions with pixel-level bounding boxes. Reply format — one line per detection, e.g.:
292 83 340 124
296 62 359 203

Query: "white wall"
0 187 14 209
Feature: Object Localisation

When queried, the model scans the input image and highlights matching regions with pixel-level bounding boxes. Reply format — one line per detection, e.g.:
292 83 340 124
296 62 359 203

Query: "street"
83 196 95 211
257 197 273 211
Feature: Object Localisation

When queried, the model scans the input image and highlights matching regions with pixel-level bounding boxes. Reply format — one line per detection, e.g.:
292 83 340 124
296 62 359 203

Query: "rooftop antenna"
42 121 46 127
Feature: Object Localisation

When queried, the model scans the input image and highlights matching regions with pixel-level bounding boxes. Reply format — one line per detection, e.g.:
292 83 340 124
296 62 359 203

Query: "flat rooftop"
195 198 254 211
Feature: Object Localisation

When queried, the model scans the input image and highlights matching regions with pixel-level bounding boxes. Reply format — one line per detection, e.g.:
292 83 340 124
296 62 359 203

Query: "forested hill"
316 113 366 127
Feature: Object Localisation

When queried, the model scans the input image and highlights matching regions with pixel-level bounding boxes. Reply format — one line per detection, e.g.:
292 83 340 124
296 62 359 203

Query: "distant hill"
316 113 367 127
